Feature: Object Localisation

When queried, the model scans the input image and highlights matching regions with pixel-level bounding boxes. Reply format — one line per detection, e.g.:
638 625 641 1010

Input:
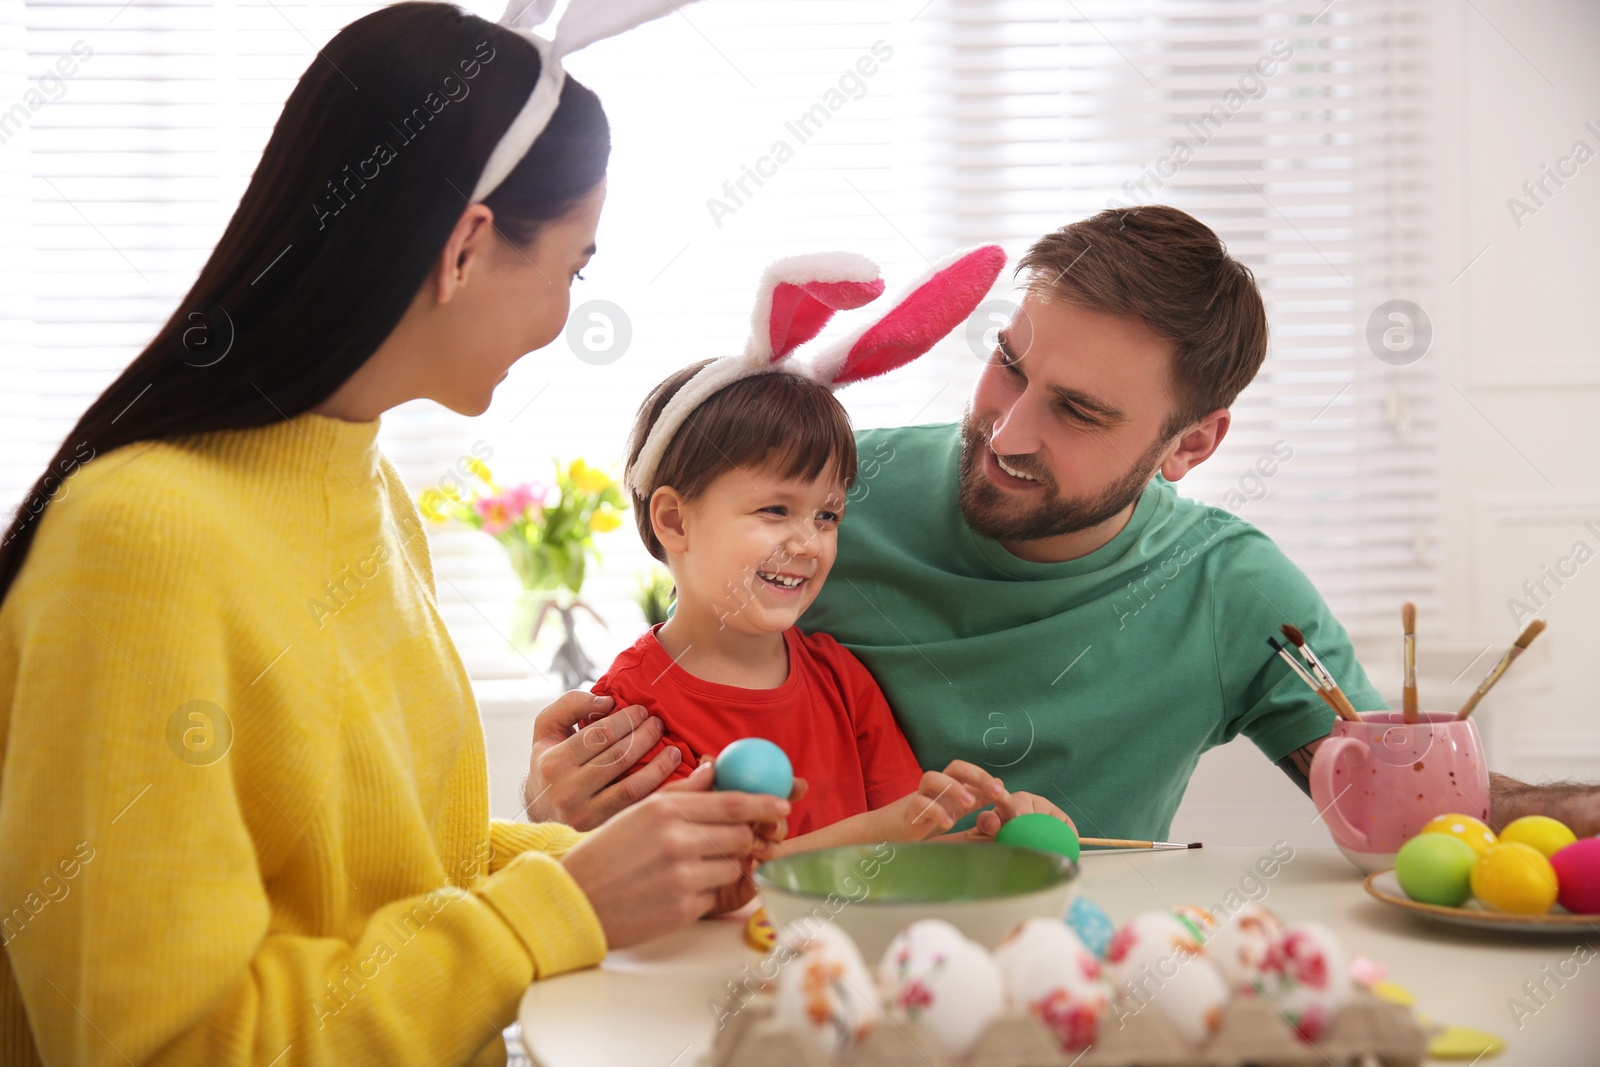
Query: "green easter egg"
994 812 1080 862
1395 832 1477 906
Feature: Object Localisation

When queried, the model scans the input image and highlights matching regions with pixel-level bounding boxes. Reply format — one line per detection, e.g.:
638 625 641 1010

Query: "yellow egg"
1470 842 1559 914
1499 815 1577 859
1419 814 1498 859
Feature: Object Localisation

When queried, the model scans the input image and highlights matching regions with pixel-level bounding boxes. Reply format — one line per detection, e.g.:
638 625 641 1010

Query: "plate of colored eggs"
1363 813 1600 933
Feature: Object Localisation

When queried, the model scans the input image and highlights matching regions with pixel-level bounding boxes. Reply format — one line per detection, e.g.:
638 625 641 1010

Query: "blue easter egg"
713 737 793 798
1066 895 1115 958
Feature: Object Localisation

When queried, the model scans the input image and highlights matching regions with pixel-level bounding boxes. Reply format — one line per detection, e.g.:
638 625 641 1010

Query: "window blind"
2 0 1436 683
884 0 1440 636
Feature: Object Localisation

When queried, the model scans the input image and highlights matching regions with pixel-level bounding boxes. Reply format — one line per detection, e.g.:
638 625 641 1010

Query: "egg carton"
704 988 1428 1067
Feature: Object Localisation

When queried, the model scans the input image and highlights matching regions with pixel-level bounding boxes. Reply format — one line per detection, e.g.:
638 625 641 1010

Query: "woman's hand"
558 763 790 949
893 760 1008 839
524 691 679 830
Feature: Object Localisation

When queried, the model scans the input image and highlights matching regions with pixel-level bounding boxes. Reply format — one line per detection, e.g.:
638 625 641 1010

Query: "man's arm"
1275 737 1323 798
1489 773 1600 838
1276 737 1600 837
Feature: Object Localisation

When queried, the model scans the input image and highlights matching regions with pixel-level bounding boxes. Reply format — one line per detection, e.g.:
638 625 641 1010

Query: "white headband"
626 245 1008 499
472 0 690 202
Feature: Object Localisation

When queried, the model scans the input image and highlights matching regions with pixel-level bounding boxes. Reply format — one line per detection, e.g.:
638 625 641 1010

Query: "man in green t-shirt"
525 206 1598 842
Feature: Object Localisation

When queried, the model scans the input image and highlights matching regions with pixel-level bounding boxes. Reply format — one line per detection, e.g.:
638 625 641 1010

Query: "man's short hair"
1018 206 1269 437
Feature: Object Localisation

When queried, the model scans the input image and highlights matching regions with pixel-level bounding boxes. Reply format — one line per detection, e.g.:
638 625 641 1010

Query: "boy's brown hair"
1018 205 1269 437
624 362 858 562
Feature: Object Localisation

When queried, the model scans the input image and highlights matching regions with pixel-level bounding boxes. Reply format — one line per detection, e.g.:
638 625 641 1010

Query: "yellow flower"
418 490 448 523
464 458 494 485
572 463 612 495
589 508 622 533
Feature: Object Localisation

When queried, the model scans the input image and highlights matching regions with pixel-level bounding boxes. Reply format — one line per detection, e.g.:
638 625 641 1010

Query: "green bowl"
754 843 1078 960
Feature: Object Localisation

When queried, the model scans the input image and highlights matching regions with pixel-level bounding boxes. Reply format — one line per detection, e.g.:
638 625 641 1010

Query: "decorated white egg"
1203 904 1284 989
1253 921 1351 1042
1171 904 1218 939
772 920 880 1058
995 918 1110 1051
878 919 1005 1057
1106 911 1229 1044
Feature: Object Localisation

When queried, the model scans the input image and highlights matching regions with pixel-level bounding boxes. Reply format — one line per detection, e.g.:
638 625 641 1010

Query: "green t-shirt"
800 423 1385 841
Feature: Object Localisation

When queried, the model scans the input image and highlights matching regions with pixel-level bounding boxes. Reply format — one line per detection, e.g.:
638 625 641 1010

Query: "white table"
518 847 1599 1066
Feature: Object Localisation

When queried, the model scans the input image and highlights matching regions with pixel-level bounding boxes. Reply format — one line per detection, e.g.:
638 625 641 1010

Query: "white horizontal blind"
2 0 1435 681
1 0 387 499
887 0 1439 636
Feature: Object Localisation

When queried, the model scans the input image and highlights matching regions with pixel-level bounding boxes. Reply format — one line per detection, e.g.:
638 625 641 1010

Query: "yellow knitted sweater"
0 413 606 1066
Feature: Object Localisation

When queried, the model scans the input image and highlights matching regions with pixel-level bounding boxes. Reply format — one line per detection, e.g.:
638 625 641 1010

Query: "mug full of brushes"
1283 604 1547 874
1309 711 1490 873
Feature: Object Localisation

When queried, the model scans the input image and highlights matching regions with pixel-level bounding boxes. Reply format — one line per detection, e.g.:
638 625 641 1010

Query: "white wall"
1172 0 1600 846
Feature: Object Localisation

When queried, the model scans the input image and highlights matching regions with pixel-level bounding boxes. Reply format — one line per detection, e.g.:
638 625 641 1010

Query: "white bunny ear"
809 245 1007 387
549 0 683 58
498 0 558 32
743 252 885 365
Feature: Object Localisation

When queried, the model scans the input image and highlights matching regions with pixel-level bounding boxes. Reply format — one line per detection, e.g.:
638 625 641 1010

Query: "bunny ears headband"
625 244 1008 498
473 0 692 201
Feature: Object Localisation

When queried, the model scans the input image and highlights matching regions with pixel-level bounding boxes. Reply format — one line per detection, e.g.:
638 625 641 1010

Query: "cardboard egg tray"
705 987 1428 1067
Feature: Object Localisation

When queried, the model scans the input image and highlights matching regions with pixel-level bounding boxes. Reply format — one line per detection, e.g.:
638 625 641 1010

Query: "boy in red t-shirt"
596 248 1053 852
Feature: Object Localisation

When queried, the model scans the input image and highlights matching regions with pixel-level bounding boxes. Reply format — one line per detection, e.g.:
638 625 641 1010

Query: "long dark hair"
0 1 609 605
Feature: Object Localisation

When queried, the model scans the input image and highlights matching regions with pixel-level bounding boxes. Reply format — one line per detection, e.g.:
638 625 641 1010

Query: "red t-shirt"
591 624 925 837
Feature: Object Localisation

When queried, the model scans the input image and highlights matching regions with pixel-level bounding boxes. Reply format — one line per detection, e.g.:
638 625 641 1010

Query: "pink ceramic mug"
1308 711 1491 873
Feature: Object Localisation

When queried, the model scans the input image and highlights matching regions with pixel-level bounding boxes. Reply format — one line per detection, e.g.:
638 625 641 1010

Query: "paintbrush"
1267 636 1348 719
1280 624 1361 721
1080 837 1201 851
1455 618 1547 721
1402 602 1418 723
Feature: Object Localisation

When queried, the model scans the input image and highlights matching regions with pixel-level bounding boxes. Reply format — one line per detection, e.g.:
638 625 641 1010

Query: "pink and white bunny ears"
625 244 1007 498
473 0 697 202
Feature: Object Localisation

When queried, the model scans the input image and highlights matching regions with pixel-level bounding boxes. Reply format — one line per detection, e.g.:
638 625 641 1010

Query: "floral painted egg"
1066 895 1116 957
772 921 880 1058
1202 904 1284 989
1253 921 1351 1042
1106 911 1230 1044
1171 904 1218 939
995 918 1110 1051
878 919 1004 1057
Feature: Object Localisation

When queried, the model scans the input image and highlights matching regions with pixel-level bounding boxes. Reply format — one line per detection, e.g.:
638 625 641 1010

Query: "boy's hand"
973 790 1076 838
899 760 1008 839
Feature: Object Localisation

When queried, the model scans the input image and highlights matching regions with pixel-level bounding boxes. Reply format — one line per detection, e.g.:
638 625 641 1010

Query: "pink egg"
996 918 1110 1051
1253 921 1350 1042
1549 837 1600 914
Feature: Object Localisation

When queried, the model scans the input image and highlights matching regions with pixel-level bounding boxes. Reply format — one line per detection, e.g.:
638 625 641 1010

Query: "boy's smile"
654 460 849 642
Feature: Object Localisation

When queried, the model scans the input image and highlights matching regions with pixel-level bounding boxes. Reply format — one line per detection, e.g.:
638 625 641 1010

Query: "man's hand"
523 691 682 829
1490 772 1600 838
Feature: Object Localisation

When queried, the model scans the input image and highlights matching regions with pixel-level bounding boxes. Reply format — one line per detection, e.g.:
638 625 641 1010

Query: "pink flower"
896 980 934 1016
475 495 513 536
1282 931 1328 989
1032 990 1100 1051
1107 925 1138 964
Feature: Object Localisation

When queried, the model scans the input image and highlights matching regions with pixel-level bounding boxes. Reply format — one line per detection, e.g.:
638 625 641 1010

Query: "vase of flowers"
420 457 627 688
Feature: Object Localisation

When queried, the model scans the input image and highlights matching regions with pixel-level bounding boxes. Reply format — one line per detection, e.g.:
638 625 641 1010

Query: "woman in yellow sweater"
0 4 790 1064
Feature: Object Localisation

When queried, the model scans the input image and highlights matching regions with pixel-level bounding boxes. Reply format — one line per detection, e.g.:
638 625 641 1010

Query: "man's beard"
956 411 1169 543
